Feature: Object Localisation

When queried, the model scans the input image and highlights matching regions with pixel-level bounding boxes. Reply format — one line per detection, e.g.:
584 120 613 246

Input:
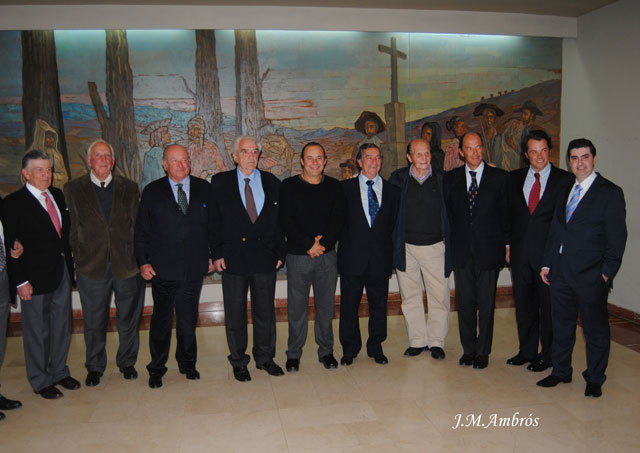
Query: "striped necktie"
565 184 582 222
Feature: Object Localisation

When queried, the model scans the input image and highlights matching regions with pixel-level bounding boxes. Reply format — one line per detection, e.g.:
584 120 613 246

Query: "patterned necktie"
565 184 582 222
528 172 541 214
0 232 6 272
177 183 188 215
366 179 380 225
468 171 478 217
245 178 258 223
42 191 61 237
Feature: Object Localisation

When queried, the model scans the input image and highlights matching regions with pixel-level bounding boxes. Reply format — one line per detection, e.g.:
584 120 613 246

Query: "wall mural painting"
0 30 562 196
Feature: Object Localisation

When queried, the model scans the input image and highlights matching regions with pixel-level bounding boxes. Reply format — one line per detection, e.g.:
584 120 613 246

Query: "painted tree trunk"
21 30 71 178
234 30 267 139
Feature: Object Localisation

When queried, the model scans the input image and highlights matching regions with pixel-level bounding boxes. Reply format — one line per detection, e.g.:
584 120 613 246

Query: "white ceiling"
0 0 620 18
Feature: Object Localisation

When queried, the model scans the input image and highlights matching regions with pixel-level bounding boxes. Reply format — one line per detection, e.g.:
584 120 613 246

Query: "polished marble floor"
1 308 640 452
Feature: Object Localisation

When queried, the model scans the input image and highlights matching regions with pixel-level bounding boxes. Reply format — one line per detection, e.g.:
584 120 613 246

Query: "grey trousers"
77 264 144 373
21 266 72 392
286 251 338 360
0 269 9 368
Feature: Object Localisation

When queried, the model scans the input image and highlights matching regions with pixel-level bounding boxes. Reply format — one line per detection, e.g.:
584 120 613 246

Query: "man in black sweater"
279 142 346 372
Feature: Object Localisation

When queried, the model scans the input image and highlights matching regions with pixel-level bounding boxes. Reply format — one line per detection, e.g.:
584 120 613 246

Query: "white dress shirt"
358 172 383 227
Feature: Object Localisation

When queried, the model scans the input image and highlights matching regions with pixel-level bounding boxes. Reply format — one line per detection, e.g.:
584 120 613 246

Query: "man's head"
446 116 467 139
364 120 378 137
484 109 496 126
162 144 191 183
86 139 115 182
356 143 382 180
407 139 431 174
459 132 484 170
354 111 385 137
567 138 597 183
420 123 433 142
44 130 56 149
522 130 552 173
340 159 359 180
517 100 542 127
22 149 52 191
233 136 261 176
300 142 327 181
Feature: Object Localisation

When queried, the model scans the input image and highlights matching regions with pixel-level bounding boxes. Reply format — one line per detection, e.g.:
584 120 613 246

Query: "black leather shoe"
85 371 102 387
403 346 426 356
473 355 489 369
459 353 475 367
340 355 354 366
536 374 571 387
527 359 551 373
256 361 284 376
0 395 22 410
285 358 299 372
319 354 338 369
55 376 81 390
36 385 63 399
148 374 163 389
585 382 602 398
430 347 445 360
233 366 252 382
180 368 200 380
120 366 138 380
506 354 530 366
372 353 388 365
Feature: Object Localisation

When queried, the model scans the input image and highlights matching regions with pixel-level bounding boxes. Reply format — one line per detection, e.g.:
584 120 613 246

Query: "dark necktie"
177 183 188 215
366 179 380 225
0 232 6 272
528 172 541 214
245 178 258 223
468 171 478 217
101 181 106 189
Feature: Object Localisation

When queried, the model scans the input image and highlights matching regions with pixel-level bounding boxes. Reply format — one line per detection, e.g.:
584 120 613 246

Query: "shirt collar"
26 182 51 199
409 164 432 183
528 162 551 178
90 171 113 187
169 175 190 188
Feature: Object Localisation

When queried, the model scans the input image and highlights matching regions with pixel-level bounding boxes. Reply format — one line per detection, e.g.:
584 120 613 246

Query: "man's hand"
214 258 226 273
11 240 24 259
208 259 215 274
307 235 326 258
602 274 609 283
276 260 283 270
140 264 156 281
540 268 551 286
505 246 510 265
17 282 33 300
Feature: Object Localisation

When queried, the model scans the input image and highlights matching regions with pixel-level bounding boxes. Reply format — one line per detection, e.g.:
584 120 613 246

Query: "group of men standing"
0 126 626 417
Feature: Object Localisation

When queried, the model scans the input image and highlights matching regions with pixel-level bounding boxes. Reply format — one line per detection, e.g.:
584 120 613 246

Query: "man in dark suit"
506 130 573 373
135 144 213 389
1 150 80 399
339 143 400 366
64 140 144 387
390 139 451 360
443 132 510 369
209 136 286 382
538 138 626 398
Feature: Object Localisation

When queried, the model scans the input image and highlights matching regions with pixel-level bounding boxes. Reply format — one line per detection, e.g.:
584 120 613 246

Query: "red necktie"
528 172 540 214
42 191 61 237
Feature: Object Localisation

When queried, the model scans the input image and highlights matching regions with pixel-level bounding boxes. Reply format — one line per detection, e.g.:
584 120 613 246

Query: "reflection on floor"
1 308 640 452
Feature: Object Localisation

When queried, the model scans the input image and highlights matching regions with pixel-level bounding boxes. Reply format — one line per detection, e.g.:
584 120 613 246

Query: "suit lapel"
23 186 61 238
569 174 601 222
77 175 106 223
516 168 528 208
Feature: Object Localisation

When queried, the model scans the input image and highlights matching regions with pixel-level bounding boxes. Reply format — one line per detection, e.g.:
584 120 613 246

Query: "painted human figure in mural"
186 115 229 181
24 119 68 189
473 103 504 168
420 121 445 172
443 116 467 171
340 159 359 180
351 111 385 160
141 120 172 190
258 129 295 179
500 100 542 171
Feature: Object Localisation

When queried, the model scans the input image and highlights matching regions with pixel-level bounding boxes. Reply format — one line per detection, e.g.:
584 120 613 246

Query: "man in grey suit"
64 140 144 387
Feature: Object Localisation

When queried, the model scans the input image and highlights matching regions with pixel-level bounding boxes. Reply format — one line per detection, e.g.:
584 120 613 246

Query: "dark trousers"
222 271 277 368
453 262 499 356
511 261 553 363
21 265 72 392
77 264 144 373
147 277 203 376
550 256 610 385
339 271 389 358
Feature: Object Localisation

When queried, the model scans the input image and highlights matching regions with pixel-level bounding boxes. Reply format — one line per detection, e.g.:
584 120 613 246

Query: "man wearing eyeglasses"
338 143 400 366
209 136 286 382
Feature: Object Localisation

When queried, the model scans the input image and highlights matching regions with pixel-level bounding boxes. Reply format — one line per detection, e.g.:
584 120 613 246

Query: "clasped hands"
307 235 325 258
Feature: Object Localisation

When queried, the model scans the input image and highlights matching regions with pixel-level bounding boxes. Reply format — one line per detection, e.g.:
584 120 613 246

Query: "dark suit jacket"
134 176 210 281
1 186 73 295
64 173 140 280
543 173 626 288
509 165 574 272
338 177 400 277
443 163 510 270
389 166 452 277
209 169 286 275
